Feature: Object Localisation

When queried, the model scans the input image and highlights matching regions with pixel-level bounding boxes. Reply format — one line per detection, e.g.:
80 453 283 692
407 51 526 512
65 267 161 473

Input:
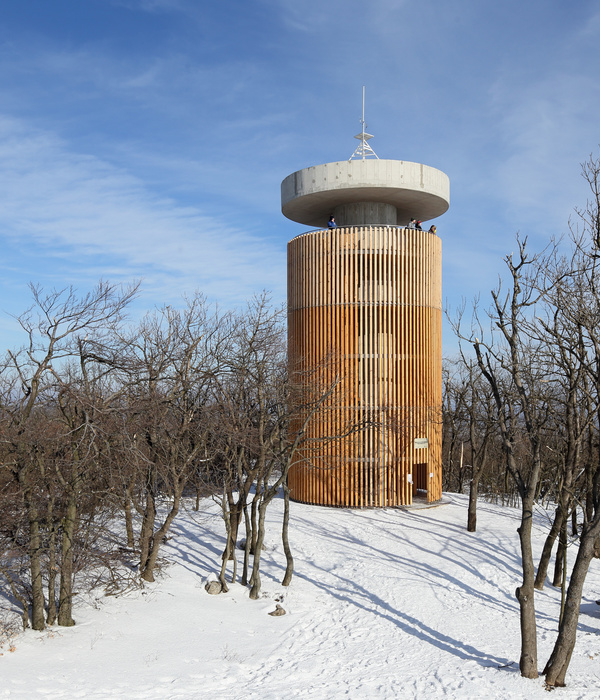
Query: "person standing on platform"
328 215 337 229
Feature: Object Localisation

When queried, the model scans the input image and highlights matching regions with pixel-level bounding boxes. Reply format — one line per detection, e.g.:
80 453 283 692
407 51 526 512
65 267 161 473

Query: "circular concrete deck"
281 159 450 228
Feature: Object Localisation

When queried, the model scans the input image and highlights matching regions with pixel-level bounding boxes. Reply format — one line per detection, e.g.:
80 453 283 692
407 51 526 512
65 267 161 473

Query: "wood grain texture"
288 226 442 507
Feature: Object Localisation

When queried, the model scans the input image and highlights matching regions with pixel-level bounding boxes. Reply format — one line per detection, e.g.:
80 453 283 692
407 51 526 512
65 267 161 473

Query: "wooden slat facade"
288 225 442 507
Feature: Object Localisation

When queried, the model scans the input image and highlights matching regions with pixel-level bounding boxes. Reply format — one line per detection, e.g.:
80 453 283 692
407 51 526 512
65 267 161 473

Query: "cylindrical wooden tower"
282 159 449 507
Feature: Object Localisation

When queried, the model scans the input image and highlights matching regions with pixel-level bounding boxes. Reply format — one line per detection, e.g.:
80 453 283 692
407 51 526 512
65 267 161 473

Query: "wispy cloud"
265 0 410 33
488 68 600 235
0 116 286 308
107 0 189 13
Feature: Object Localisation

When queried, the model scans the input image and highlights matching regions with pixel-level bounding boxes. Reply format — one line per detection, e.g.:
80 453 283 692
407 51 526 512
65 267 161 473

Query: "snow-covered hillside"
2 494 600 699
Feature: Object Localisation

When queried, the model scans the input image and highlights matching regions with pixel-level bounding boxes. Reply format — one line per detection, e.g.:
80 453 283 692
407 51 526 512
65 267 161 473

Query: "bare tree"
441 361 470 494
210 295 349 599
0 281 137 629
531 266 588 591
210 296 287 593
122 295 222 583
449 154 600 687
542 155 600 686
455 239 550 678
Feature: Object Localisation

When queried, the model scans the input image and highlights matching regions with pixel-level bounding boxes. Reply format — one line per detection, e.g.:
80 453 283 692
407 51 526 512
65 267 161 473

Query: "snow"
2 494 600 699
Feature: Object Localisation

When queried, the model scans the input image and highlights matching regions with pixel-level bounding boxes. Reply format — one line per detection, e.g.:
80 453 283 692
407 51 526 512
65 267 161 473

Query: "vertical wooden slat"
288 224 442 507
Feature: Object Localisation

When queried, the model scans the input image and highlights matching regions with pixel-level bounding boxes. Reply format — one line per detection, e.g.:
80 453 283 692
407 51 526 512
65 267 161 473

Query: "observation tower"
283 94 449 507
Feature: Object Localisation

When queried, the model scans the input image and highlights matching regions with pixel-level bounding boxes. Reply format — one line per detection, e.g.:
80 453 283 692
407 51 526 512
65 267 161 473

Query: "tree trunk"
218 492 233 590
585 461 595 524
467 476 480 532
282 483 294 586
140 494 181 583
227 498 242 561
242 503 251 586
138 487 156 574
28 503 46 631
552 521 568 588
456 441 464 494
221 496 239 584
124 498 135 550
515 495 539 678
58 496 77 626
250 491 258 555
535 503 565 590
571 506 578 536
249 501 267 600
47 522 57 626
544 517 600 686
218 533 231 593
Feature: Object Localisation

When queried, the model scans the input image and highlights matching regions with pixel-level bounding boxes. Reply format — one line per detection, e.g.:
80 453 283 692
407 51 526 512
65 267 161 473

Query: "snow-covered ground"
2 494 600 699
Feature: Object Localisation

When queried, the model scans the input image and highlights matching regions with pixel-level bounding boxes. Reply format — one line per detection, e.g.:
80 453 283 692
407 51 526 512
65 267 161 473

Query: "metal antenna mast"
349 85 379 161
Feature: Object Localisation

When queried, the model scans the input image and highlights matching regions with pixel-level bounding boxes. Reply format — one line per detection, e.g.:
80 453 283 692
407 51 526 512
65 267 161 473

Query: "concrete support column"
333 201 397 226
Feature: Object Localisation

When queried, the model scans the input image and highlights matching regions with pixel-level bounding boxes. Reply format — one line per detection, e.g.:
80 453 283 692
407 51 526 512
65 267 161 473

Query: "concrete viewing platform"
281 159 450 228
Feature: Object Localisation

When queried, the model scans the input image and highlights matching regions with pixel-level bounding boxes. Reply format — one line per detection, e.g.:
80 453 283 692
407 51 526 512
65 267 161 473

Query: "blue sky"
0 0 599 354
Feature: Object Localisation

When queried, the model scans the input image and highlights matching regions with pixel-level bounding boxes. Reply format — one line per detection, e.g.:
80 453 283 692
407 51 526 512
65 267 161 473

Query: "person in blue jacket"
328 215 337 229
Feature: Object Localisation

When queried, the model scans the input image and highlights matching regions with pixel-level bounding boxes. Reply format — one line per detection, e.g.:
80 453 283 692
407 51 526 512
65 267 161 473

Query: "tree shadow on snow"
290 565 514 670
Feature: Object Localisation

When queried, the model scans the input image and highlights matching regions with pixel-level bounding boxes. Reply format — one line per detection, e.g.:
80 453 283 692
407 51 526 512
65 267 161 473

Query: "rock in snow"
204 580 222 595
268 604 286 616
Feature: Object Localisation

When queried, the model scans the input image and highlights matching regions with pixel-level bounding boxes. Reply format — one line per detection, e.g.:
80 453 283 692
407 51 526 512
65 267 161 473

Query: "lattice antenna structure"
349 85 379 161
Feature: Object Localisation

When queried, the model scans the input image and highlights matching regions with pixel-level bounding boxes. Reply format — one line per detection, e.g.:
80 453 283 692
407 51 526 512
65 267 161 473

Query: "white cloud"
0 116 286 309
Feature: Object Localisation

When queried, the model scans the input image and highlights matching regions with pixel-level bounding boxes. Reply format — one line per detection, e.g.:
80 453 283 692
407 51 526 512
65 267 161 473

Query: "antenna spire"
349 86 379 161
